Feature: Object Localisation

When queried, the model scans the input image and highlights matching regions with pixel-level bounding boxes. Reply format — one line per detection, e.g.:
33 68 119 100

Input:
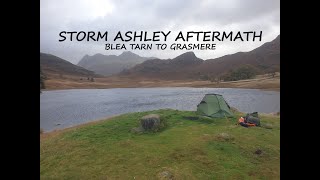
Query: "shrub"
222 64 258 81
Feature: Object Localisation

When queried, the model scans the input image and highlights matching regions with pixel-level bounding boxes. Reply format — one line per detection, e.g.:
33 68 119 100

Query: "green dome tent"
196 94 234 118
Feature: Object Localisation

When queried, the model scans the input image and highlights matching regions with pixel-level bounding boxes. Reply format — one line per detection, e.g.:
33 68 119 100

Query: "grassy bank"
40 109 280 179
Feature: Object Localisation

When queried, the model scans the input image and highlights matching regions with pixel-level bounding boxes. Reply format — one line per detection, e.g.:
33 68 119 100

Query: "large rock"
140 114 161 131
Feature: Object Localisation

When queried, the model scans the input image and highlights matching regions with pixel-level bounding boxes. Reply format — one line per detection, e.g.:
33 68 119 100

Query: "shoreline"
41 75 280 92
42 86 280 92
40 114 119 139
41 87 280 93
41 109 280 137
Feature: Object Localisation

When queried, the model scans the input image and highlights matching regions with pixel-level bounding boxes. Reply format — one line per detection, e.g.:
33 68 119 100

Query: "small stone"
158 171 173 180
131 127 144 134
255 149 263 155
216 133 234 141
263 123 273 129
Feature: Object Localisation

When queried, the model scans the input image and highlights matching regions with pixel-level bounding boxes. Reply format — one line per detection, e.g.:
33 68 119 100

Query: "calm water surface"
40 88 280 132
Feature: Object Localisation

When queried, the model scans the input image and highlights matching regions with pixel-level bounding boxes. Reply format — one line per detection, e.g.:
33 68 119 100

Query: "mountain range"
77 51 156 76
120 35 280 79
197 34 280 76
41 34 279 81
40 53 98 78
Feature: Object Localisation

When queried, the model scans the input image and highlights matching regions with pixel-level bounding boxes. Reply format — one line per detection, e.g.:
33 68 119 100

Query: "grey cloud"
40 0 280 64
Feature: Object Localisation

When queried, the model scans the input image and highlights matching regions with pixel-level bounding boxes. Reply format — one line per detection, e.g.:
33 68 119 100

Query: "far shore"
42 73 280 92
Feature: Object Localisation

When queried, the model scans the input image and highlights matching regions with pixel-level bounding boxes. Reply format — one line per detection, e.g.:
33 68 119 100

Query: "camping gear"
196 94 234 118
237 112 261 127
245 112 261 126
239 117 245 123
238 117 249 127
238 117 256 127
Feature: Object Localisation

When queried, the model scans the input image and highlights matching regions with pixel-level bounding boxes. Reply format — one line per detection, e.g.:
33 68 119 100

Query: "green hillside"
40 109 280 179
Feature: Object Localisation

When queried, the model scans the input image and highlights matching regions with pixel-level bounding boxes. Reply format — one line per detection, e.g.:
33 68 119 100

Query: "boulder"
140 114 161 131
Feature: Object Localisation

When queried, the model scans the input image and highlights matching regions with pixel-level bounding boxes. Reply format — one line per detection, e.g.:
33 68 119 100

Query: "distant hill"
119 35 280 80
77 51 156 76
196 35 280 77
40 53 99 78
120 51 203 79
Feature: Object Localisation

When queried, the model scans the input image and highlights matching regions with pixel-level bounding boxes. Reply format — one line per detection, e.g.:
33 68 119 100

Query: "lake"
40 88 280 132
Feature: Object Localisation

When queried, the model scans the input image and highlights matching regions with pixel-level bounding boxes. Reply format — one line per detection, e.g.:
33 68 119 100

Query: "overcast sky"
40 0 280 64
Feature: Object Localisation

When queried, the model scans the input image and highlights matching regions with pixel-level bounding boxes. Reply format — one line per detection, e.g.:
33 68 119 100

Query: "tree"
216 76 221 84
210 76 215 83
222 65 257 81
199 74 209 81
